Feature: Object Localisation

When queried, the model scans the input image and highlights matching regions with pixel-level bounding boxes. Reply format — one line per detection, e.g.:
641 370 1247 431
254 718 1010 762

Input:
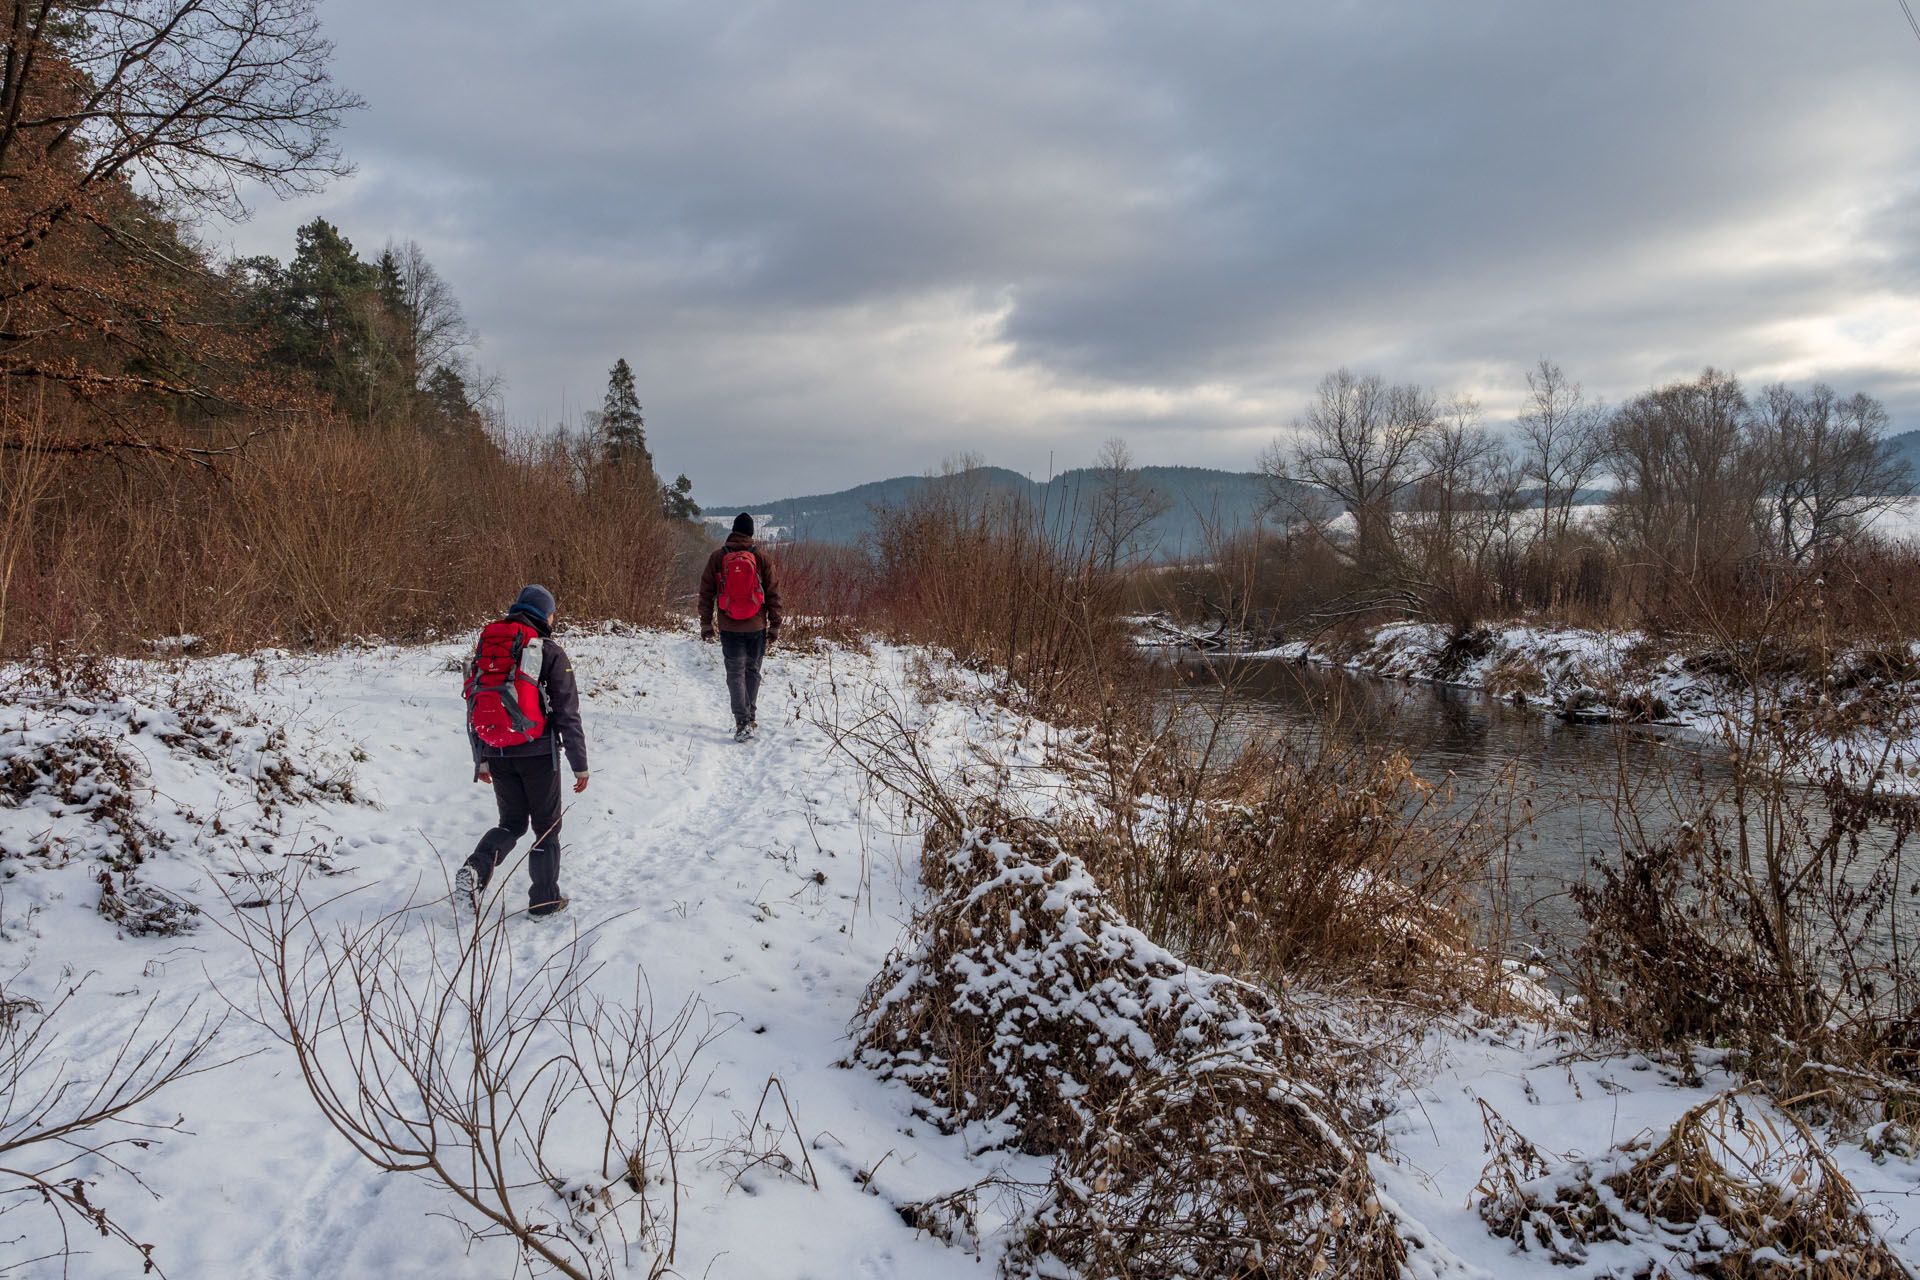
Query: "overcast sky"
221 1 1920 501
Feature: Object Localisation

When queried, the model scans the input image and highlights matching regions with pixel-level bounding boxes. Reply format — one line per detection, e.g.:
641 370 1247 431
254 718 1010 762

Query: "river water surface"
1167 657 1749 947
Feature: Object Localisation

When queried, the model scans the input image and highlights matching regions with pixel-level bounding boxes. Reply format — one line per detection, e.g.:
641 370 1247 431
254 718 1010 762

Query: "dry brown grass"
5 421 702 655
851 802 1408 1279
865 471 1140 723
1476 1087 1909 1277
1007 1056 1405 1280
1062 713 1509 1003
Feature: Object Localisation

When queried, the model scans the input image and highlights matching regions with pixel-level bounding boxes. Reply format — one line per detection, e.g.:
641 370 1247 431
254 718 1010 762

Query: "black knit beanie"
732 512 754 537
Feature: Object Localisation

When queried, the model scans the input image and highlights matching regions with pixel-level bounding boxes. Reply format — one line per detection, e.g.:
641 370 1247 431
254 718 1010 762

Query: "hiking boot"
529 896 570 918
454 864 481 915
734 723 752 742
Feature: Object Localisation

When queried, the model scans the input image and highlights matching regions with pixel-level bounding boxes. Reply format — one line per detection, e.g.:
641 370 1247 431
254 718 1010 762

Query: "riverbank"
4 627 1918 1275
1143 611 1920 756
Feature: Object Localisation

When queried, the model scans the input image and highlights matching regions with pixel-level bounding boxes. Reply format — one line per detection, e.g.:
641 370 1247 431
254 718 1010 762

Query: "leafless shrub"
765 541 873 651
864 457 1140 725
850 805 1409 1278
852 808 1320 1154
96 868 201 936
1008 1054 1403 1280
0 977 227 1277
1475 1088 1911 1277
719 1076 820 1193
9 423 704 655
230 870 724 1279
1576 560 1920 1102
823 668 1509 1007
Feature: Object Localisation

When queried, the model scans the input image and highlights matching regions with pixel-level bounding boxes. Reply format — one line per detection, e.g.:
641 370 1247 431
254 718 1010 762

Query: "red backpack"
464 619 547 747
717 549 764 621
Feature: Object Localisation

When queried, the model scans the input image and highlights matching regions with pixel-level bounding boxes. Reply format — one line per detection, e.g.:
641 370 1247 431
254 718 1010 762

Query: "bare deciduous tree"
1083 437 1170 572
1514 358 1607 545
1260 368 1438 571
1605 367 1761 579
0 0 360 457
1752 382 1911 562
380 238 474 390
0 0 359 232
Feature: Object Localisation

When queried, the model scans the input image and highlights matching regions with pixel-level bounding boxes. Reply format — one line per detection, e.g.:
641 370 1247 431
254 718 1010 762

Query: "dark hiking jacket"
469 607 589 774
699 532 782 635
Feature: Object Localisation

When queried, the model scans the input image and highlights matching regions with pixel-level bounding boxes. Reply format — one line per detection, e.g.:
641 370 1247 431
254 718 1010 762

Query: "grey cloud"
225 0 1920 496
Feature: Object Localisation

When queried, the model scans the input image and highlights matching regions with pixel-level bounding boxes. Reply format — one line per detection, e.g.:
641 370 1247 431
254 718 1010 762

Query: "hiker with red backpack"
458 584 588 917
699 513 781 741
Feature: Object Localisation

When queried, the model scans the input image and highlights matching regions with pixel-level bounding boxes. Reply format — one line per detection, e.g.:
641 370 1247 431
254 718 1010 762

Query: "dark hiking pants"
719 629 767 728
468 752 563 910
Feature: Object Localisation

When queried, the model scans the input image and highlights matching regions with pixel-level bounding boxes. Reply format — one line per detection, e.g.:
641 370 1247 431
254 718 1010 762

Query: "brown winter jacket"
699 532 781 635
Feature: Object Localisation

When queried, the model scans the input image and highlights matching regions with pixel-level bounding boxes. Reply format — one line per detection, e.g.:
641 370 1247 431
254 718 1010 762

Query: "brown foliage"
1007 1058 1404 1280
864 468 1141 721
4 422 700 653
1476 1089 1907 1278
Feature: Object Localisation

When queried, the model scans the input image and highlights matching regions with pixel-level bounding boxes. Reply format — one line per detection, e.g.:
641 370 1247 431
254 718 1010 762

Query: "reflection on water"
1166 657 1729 944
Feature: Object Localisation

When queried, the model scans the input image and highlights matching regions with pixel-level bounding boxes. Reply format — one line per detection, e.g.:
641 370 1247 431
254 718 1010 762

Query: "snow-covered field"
4 627 1919 1276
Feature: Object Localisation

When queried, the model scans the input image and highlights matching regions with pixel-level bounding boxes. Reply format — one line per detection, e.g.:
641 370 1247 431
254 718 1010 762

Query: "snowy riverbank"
4 627 1919 1276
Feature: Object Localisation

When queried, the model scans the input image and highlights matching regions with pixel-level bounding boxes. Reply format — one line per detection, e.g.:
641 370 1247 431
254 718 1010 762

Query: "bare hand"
573 774 590 794
476 768 492 784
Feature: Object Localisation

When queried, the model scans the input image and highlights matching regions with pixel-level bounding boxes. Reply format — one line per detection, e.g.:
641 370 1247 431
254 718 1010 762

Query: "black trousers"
468 752 563 909
720 628 767 728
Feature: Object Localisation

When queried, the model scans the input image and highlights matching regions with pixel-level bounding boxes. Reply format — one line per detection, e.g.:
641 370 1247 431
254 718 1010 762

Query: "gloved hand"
764 630 778 652
700 624 715 643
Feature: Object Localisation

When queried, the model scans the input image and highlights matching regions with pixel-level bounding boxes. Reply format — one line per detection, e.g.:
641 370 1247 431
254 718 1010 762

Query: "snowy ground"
4 626 1919 1276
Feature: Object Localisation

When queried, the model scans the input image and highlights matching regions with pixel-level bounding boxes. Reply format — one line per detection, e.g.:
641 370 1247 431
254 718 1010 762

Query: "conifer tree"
661 473 699 520
600 358 651 469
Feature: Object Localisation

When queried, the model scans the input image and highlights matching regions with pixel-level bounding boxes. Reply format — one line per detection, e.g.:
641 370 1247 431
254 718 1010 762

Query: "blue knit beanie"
510 583 555 621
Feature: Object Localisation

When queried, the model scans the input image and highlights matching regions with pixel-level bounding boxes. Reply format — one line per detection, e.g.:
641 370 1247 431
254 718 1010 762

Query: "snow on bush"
853 807 1311 1152
1005 1053 1405 1280
1475 1086 1909 1277
854 805 1407 1277
0 659 361 933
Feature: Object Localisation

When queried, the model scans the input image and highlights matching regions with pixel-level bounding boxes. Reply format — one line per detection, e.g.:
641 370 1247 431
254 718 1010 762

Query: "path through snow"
0 628 1036 1278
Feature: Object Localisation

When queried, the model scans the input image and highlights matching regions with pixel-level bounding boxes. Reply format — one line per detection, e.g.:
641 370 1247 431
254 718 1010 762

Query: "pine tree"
600 358 651 469
661 473 699 520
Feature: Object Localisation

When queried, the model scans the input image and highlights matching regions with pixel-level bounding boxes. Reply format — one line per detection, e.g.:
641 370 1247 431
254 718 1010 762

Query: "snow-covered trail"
0 628 1025 1279
12 626 1920 1278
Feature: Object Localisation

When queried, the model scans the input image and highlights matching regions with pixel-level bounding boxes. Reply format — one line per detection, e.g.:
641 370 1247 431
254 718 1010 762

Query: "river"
1166 656 1777 952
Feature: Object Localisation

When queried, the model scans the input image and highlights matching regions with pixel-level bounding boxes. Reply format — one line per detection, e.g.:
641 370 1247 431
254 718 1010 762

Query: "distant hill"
704 465 1278 558
1886 430 1920 488
707 436 1920 557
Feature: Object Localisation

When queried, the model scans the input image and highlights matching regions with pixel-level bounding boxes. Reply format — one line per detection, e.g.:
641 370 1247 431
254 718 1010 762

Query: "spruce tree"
600 358 651 469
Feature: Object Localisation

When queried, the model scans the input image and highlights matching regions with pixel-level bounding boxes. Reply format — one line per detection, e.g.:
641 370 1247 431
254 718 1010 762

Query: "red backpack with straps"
717 549 764 621
464 619 548 747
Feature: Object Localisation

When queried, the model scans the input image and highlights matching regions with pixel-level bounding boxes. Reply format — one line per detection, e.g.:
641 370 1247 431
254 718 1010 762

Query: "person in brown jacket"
698 513 781 741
